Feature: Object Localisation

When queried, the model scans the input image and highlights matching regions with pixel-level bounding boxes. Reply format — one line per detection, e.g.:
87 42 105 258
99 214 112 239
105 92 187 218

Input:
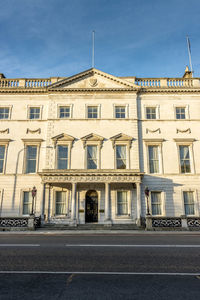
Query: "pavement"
0 229 200 234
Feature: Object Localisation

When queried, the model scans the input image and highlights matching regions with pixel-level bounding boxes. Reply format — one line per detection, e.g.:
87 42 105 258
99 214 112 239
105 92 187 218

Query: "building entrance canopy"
39 169 143 184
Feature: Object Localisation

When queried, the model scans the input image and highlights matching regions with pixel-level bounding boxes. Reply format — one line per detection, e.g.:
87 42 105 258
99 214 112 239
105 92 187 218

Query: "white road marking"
65 244 200 248
0 244 40 247
0 271 199 276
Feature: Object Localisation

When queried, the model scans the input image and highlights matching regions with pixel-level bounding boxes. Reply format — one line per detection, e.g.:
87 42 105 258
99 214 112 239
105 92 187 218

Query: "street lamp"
145 186 150 215
31 186 37 215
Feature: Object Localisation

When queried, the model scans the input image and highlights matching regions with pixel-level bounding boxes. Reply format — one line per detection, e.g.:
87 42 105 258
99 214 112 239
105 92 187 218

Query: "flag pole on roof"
92 30 95 68
186 36 193 77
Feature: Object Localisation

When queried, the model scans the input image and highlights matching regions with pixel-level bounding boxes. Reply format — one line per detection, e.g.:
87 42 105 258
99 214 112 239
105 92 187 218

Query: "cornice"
139 87 200 94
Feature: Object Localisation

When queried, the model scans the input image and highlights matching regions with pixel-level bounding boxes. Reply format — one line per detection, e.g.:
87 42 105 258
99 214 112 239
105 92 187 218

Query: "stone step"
39 223 140 230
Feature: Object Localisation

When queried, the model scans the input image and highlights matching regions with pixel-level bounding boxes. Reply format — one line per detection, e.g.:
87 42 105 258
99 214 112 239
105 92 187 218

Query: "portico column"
136 182 141 227
105 182 110 221
71 182 77 221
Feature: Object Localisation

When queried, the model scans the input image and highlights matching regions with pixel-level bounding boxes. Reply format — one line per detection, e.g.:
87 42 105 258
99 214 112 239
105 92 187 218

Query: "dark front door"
85 190 98 223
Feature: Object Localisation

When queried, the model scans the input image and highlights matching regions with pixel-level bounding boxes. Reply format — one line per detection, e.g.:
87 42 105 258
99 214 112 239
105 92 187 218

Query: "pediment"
52 133 75 147
48 68 139 90
110 133 133 148
81 133 104 148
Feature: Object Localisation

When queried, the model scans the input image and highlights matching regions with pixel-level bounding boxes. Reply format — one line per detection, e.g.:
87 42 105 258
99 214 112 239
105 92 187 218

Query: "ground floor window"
23 191 32 215
183 191 195 215
151 192 162 215
55 191 66 215
117 191 128 215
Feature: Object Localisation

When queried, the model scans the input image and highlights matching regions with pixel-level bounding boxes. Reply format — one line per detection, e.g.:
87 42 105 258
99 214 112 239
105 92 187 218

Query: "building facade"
0 67 200 228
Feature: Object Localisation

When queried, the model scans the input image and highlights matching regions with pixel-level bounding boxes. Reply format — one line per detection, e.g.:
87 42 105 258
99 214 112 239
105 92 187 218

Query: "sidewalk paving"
0 229 200 235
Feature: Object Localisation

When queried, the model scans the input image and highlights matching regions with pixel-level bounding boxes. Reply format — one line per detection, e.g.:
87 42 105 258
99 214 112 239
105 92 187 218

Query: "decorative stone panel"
187 218 200 227
152 218 181 227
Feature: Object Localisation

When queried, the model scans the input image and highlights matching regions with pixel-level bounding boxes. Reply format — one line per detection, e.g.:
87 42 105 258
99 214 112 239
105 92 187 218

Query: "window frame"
144 139 164 174
174 139 195 174
115 190 131 217
56 144 69 170
115 144 127 170
144 105 160 120
54 190 67 217
27 105 42 120
182 189 199 217
86 145 98 170
113 104 129 119
0 139 10 174
85 104 101 119
21 190 33 216
0 106 12 120
22 139 43 174
57 104 73 119
150 191 165 216
174 105 189 120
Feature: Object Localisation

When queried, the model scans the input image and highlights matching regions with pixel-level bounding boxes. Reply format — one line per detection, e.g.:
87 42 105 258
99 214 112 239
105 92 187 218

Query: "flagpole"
92 30 95 68
186 36 193 77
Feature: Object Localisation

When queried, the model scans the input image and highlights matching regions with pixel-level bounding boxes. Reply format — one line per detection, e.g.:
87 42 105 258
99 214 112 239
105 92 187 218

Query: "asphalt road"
0 233 200 299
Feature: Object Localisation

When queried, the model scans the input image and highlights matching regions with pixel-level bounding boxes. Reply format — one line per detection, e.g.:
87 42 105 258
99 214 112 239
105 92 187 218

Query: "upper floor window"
25 145 38 173
115 106 126 119
183 191 195 215
179 145 191 173
116 145 126 169
146 107 156 119
57 145 68 169
0 108 9 119
0 145 5 173
117 191 128 215
148 146 159 173
176 107 185 119
59 106 70 119
151 192 162 215
87 106 98 119
29 107 40 119
87 145 98 169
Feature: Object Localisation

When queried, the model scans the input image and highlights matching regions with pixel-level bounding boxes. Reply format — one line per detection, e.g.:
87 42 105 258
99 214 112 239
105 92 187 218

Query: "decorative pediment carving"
146 128 161 134
81 133 104 148
110 133 133 148
0 128 9 134
26 128 41 134
176 128 191 134
48 68 139 91
52 133 75 148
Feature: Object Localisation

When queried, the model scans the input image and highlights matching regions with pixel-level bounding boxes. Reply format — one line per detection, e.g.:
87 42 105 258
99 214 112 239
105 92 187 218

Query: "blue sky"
0 0 200 78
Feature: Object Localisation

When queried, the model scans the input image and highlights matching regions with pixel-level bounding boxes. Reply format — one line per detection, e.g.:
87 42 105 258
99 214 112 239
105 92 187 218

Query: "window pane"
87 145 97 169
115 106 126 118
116 145 126 169
0 146 5 173
148 146 159 173
151 192 162 215
179 146 191 173
117 191 128 215
176 107 185 119
29 107 40 119
26 146 37 173
146 107 156 119
59 107 70 118
0 108 9 119
57 146 68 169
56 191 66 215
183 191 195 215
87 106 98 118
23 192 32 215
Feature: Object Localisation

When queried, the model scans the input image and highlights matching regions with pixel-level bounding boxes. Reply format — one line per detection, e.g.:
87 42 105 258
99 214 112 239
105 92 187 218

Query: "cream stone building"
0 67 200 229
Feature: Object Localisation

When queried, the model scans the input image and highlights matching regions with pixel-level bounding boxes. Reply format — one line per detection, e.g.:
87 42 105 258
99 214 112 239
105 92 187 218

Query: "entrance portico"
39 170 143 226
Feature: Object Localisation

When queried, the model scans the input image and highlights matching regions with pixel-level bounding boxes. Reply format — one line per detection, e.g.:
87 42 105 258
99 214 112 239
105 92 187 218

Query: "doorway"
85 190 98 223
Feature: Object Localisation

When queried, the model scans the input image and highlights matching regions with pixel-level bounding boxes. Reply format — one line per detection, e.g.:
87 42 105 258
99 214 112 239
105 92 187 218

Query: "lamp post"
145 186 150 215
31 186 37 215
